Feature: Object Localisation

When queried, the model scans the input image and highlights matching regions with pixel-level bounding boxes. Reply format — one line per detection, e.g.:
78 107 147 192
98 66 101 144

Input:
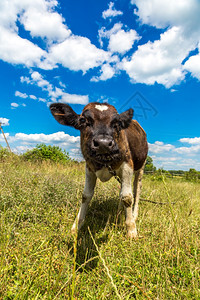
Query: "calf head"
50 102 133 167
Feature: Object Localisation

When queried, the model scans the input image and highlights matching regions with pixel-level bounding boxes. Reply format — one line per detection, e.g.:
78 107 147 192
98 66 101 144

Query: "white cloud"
0 117 9 126
20 6 71 42
21 71 89 105
11 103 19 108
14 131 80 144
30 95 37 100
131 0 200 30
151 155 200 170
1 133 81 160
0 1 49 68
176 160 200 169
48 87 64 99
29 71 52 94
15 91 28 99
152 155 181 169
148 141 175 154
31 71 43 81
39 97 47 103
121 26 190 87
108 28 139 54
102 2 123 19
126 0 200 86
98 23 122 47
1 0 200 88
13 145 32 153
49 35 110 73
0 26 45 67
99 23 140 55
184 48 200 80
60 93 89 105
20 76 31 84
58 81 66 89
2 130 200 168
0 0 111 74
1 130 81 160
0 0 70 42
0 132 9 142
70 148 83 161
96 23 140 81
179 137 200 145
149 139 200 157
147 137 200 170
11 102 26 109
15 90 42 102
173 145 200 155
91 63 115 82
152 156 178 162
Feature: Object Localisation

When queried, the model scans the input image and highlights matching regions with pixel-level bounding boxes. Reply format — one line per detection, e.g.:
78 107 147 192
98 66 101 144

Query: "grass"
0 157 199 299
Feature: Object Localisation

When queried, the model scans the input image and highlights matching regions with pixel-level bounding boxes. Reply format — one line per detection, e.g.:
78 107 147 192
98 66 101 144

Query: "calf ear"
119 108 134 129
50 103 80 129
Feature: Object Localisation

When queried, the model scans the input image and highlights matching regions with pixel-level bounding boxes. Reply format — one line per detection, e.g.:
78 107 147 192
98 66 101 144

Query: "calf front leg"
71 166 96 233
120 163 136 238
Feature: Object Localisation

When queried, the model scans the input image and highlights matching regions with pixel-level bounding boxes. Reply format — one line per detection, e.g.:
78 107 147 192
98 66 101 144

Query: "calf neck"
50 102 148 238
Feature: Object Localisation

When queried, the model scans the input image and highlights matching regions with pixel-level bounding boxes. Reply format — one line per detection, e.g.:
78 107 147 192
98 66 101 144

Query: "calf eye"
111 120 121 131
86 117 94 127
79 117 86 124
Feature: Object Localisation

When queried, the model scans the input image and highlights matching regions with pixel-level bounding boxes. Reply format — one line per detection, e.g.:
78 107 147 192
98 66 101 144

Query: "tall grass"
0 157 199 299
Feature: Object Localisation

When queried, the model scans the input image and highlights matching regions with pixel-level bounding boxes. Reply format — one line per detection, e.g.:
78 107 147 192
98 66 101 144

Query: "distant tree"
168 170 185 176
146 156 153 165
185 168 199 182
22 144 71 163
144 155 156 173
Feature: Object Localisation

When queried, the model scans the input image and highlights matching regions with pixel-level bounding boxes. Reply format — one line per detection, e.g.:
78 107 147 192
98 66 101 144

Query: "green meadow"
0 156 199 299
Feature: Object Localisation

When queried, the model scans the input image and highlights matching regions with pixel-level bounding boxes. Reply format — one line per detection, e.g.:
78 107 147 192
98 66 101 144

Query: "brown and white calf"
50 102 148 238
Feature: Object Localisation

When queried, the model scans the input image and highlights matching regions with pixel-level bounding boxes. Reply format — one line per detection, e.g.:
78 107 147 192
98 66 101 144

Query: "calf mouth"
89 150 122 164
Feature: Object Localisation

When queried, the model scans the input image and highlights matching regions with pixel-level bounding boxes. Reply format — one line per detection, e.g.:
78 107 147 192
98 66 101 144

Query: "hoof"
127 228 138 239
71 227 76 235
71 218 84 234
71 222 78 234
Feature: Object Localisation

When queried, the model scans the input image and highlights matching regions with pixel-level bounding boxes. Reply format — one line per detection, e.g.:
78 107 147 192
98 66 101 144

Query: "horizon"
1 0 200 171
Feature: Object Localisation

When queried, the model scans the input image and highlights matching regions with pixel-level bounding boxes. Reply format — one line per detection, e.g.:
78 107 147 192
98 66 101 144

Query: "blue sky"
1 0 200 170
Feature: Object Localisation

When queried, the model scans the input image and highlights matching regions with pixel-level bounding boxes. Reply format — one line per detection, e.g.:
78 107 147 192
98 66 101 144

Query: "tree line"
0 145 200 182
145 155 200 182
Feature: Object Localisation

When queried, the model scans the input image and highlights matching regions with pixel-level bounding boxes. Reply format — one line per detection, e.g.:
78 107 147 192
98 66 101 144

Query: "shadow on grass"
69 196 122 271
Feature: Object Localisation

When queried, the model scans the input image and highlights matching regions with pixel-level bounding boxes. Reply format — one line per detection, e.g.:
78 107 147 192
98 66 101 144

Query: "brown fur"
50 102 148 238
79 103 148 172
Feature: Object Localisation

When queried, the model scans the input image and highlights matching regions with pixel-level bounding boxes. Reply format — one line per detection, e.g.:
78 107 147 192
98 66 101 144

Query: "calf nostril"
109 141 113 147
93 140 99 148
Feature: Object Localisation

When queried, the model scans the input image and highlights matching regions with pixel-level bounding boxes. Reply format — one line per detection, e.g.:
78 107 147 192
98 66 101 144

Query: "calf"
50 102 148 238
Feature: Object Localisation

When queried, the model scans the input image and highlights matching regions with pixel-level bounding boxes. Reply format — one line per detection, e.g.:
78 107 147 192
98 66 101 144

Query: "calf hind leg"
132 164 145 237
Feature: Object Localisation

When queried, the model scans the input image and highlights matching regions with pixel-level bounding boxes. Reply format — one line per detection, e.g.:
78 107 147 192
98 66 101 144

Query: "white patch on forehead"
95 104 108 112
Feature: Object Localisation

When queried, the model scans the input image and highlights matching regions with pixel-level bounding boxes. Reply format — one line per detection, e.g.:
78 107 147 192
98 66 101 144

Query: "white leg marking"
119 163 136 238
133 165 144 223
71 166 96 233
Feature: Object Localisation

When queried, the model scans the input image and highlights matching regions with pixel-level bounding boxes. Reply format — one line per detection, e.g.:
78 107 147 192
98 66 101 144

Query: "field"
0 157 199 299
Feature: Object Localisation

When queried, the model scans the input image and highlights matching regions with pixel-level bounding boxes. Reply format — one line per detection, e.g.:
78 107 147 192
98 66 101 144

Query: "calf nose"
92 137 114 153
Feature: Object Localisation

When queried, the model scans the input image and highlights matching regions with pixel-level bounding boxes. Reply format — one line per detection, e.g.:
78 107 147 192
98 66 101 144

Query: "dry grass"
0 158 199 299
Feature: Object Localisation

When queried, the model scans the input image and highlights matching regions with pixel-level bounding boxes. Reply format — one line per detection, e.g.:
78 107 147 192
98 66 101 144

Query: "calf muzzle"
91 136 115 154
